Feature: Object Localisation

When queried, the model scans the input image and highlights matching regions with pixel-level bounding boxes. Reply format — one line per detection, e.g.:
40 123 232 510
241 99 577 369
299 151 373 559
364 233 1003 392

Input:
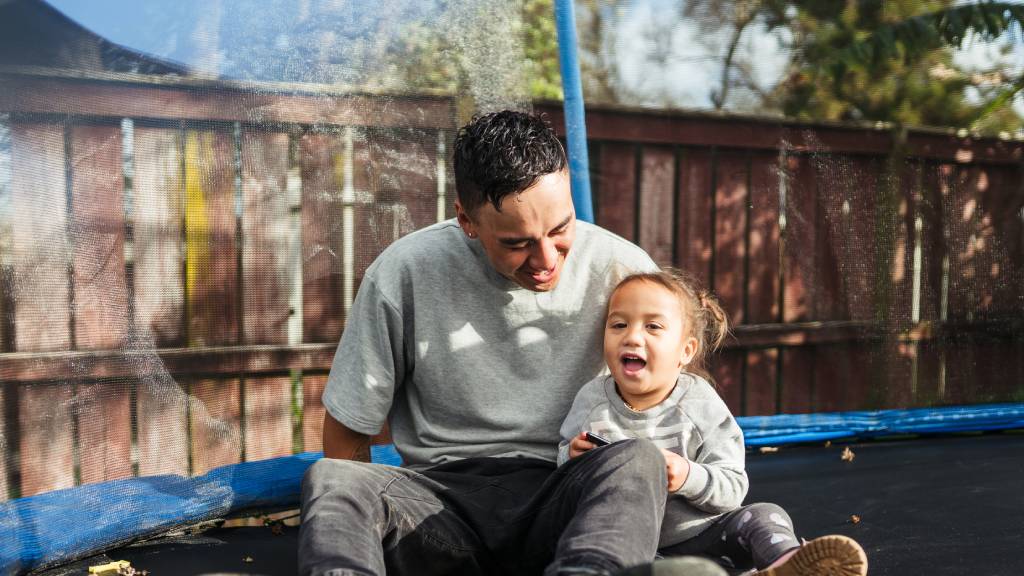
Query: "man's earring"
468 232 476 238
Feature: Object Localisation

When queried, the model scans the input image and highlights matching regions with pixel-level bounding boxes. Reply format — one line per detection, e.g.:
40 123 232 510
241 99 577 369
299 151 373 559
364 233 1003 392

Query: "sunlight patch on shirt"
449 322 484 352
516 326 548 347
364 374 379 390
417 340 430 359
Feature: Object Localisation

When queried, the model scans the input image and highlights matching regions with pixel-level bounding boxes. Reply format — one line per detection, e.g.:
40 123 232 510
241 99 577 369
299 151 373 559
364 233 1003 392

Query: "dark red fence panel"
0 74 454 498
538 102 1024 417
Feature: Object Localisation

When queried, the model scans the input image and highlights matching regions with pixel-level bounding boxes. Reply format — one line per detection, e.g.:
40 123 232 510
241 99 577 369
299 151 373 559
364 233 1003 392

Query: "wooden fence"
0 72 1022 500
536 103 1024 417
0 72 455 499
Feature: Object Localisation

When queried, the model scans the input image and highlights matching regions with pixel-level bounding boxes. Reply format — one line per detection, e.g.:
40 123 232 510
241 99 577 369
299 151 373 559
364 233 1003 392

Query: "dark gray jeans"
299 439 667 576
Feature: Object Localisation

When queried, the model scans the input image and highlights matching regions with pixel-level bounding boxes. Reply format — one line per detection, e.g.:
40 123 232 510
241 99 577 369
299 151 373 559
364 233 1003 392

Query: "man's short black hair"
453 110 567 214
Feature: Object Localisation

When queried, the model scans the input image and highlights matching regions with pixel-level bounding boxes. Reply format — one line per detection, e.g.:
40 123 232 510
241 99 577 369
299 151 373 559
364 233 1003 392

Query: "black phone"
585 431 612 447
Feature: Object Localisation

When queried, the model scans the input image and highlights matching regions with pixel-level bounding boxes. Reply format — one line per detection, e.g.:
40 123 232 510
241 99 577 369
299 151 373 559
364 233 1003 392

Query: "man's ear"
454 200 477 239
679 337 699 368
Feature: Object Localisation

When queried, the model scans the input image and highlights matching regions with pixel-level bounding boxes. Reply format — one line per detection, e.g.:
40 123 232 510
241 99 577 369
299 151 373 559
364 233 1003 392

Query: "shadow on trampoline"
44 431 1024 576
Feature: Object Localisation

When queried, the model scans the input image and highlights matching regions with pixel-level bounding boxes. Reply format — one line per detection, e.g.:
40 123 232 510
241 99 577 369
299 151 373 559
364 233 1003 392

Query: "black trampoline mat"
42 431 1024 576
746 431 1024 576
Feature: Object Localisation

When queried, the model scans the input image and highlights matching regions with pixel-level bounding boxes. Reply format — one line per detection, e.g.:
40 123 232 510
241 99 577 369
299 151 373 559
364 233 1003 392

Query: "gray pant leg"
299 458 486 576
542 439 669 576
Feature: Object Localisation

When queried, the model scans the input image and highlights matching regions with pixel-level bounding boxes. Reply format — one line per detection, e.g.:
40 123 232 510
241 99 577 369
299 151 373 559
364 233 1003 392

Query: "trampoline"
1 1 1023 575
36 431 1024 576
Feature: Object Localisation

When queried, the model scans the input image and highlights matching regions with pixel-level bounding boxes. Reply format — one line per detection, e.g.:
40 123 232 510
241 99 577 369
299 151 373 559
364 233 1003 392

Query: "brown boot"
757 535 867 576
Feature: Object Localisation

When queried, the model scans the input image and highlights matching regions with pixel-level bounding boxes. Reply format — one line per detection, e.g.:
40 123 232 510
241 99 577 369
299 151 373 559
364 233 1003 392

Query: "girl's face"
604 280 698 411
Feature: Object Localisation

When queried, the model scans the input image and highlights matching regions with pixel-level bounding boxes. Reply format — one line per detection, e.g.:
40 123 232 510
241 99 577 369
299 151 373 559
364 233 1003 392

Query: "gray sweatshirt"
322 219 656 469
557 372 749 546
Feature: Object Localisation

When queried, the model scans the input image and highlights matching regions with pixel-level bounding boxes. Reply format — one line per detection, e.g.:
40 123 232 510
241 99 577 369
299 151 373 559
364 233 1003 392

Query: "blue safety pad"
0 445 402 574
737 402 1024 446
1 404 1021 574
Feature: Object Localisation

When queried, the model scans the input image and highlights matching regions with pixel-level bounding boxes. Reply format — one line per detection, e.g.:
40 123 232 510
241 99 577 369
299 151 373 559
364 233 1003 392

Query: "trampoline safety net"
0 0 1022 573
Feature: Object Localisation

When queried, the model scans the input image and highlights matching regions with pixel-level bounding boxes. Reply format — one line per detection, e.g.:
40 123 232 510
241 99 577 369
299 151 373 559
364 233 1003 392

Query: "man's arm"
322 411 373 462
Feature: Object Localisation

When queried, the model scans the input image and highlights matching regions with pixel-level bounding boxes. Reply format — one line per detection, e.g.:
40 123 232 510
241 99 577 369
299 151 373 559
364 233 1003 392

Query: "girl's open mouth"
621 353 646 375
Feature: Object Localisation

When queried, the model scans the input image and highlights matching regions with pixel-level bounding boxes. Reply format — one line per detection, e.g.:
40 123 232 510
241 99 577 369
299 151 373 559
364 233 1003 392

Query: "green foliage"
769 0 1024 132
384 21 465 94
524 0 564 100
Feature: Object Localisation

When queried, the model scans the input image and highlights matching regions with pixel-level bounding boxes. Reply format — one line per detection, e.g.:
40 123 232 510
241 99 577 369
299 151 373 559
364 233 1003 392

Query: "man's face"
456 169 576 292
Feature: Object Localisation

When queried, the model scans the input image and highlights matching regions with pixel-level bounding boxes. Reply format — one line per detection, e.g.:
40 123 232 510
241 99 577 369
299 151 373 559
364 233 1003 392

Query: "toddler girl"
558 269 867 576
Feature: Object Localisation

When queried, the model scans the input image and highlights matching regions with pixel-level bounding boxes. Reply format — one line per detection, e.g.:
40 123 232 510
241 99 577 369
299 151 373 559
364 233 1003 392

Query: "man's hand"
568 431 602 459
323 412 372 462
662 449 691 492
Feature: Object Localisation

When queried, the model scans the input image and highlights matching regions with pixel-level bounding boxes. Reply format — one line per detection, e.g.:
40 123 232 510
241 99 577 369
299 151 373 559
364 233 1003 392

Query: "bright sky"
42 0 1024 116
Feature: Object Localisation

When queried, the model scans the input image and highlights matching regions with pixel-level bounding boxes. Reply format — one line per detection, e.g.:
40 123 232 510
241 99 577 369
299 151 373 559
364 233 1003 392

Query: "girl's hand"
568 431 600 459
661 449 691 492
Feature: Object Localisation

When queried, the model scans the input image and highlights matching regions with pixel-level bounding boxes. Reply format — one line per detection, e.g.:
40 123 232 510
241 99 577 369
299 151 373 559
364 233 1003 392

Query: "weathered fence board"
782 154 818 323
887 161 917 328
810 155 845 321
300 133 346 343
970 166 997 320
136 375 189 477
243 375 293 462
133 126 186 347
190 377 241 475
914 341 945 405
745 348 778 416
945 164 978 323
595 142 636 241
879 342 917 409
842 156 884 322
981 165 1024 316
746 153 781 325
712 350 744 415
638 146 675 266
391 130 442 233
744 154 782 415
779 347 815 414
77 381 133 484
301 374 327 454
676 149 713 287
242 129 293 345
18 383 73 496
69 123 129 350
10 122 69 352
918 163 946 323
184 129 238 347
239 129 297 462
10 123 76 496
714 151 748 326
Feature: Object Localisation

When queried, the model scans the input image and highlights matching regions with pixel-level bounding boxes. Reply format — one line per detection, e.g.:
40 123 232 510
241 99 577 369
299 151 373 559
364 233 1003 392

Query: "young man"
299 111 725 576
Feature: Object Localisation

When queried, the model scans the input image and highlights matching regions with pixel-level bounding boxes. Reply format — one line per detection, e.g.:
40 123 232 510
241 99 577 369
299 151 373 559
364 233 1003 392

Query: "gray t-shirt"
322 219 656 469
557 372 749 546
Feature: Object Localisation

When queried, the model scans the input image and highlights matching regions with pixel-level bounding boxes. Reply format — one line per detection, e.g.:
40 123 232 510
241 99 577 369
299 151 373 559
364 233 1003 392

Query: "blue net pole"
554 0 594 224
